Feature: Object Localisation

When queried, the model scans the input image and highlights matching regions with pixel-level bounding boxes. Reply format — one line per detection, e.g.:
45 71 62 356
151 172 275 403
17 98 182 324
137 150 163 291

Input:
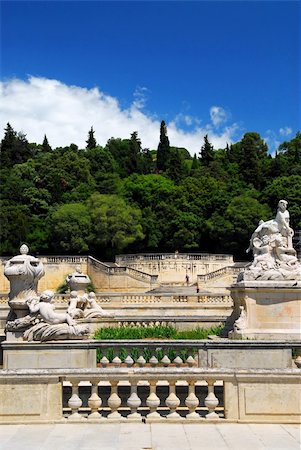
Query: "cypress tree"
86 126 97 149
156 120 171 171
42 134 52 152
199 134 214 166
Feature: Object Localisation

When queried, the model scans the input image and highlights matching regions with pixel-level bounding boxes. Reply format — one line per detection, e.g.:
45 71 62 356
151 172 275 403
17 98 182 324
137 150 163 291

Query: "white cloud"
132 85 149 110
0 76 240 154
279 126 292 137
210 106 229 127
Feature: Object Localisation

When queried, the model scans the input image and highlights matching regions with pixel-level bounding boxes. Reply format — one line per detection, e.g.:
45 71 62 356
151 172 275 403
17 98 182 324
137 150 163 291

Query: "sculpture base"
229 281 301 341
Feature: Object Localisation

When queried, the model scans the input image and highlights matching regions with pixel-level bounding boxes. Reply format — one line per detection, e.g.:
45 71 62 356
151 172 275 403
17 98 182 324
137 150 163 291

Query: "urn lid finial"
20 244 29 255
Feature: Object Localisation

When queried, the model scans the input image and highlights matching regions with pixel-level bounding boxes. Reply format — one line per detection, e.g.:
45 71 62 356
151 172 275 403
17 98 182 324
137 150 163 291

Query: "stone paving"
0 423 300 450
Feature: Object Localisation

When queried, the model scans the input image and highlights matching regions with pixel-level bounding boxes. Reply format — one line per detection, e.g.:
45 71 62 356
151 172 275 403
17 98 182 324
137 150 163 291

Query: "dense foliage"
1 121 300 259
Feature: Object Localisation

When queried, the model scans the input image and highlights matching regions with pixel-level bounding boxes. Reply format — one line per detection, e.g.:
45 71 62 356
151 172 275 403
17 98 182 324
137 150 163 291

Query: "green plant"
93 324 225 363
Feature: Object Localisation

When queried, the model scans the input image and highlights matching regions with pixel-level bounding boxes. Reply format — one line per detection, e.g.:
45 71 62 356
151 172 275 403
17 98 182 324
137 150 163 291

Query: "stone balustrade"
0 292 232 306
1 367 300 423
116 253 233 263
62 368 224 421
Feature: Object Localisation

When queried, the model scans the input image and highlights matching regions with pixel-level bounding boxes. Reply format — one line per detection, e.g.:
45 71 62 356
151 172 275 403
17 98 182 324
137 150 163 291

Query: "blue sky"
1 1 300 153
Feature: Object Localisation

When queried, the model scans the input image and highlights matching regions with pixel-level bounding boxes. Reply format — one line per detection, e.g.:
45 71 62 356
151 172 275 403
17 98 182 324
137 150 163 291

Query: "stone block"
199 347 292 369
2 341 96 369
0 375 62 422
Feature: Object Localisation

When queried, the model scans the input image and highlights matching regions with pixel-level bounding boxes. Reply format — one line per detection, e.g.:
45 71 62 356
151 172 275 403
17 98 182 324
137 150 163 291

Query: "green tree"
206 195 271 258
42 135 52 152
190 153 200 173
0 123 33 167
239 132 268 189
199 135 214 166
156 120 171 171
128 131 141 173
86 126 97 149
166 148 188 182
50 203 92 253
87 193 144 256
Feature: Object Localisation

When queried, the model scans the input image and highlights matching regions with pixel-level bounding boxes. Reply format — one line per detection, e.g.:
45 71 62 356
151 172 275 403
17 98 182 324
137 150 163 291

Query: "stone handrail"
88 256 114 273
89 256 158 284
198 265 244 282
116 252 233 264
40 255 89 264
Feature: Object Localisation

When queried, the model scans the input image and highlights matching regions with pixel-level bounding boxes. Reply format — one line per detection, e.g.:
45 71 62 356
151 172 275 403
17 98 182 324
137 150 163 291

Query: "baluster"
68 380 85 421
137 355 146 367
149 355 159 367
161 355 171 366
173 356 183 367
166 380 181 419
107 380 122 420
186 355 196 367
88 381 102 421
146 380 161 420
185 380 200 420
124 354 134 367
127 380 142 421
205 379 219 419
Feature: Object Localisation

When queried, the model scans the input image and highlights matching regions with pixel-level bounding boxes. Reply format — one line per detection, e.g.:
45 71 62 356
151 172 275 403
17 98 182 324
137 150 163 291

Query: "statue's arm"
26 297 40 314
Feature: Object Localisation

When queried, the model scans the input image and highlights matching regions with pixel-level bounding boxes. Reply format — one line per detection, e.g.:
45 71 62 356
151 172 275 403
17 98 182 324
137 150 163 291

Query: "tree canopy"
1 122 300 260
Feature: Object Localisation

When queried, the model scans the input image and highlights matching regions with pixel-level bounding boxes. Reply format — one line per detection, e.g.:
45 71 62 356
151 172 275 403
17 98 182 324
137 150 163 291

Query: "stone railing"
1 367 300 423
40 255 89 264
62 368 225 421
25 293 232 306
88 256 114 273
116 252 233 264
89 256 158 284
197 265 246 282
82 339 301 369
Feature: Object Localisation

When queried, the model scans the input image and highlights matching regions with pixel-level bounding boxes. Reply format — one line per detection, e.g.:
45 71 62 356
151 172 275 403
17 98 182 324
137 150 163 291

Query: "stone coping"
1 367 300 377
2 338 301 350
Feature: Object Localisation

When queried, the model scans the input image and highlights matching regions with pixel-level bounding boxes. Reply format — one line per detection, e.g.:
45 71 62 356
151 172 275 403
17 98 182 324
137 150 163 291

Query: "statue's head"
40 290 54 303
278 199 288 211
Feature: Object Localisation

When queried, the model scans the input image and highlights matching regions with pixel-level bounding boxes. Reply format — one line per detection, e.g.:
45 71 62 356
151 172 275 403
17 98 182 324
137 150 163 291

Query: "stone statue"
6 289 90 341
3 248 116 342
67 290 85 319
27 290 76 326
82 292 113 318
68 290 113 319
4 244 45 320
233 306 247 332
241 200 301 281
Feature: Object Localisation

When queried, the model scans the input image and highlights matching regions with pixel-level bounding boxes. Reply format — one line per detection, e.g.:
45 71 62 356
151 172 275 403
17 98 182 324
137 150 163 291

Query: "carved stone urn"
66 265 91 294
4 244 45 319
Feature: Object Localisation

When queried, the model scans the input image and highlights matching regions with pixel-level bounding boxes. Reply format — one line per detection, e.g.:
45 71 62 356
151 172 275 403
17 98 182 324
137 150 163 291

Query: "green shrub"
94 324 224 363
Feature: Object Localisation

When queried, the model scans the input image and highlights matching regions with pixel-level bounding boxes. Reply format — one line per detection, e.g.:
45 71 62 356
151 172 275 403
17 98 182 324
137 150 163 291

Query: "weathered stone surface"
2 341 96 369
0 374 62 422
229 282 301 340
199 347 292 369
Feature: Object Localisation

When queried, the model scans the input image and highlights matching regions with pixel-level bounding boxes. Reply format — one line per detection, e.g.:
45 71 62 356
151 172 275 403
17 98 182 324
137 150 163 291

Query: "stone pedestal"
229 281 301 340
